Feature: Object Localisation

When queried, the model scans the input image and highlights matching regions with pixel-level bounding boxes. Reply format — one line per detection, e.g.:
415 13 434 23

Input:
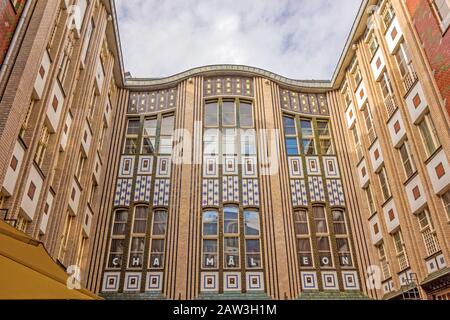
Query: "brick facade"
406 0 450 117
0 0 26 65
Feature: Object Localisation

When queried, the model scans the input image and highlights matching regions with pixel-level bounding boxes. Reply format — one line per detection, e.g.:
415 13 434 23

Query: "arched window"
223 206 239 269
202 211 218 269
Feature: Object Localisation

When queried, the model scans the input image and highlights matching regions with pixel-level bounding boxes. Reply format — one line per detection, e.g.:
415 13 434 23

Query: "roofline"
111 0 376 91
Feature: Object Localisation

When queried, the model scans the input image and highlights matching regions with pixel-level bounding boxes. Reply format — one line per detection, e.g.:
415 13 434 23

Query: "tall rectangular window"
313 206 328 234
223 206 239 269
124 119 140 154
377 243 391 280
205 101 219 127
365 185 376 215
128 206 148 268
431 0 450 30
202 211 218 269
393 230 409 270
239 102 254 128
442 191 450 221
294 210 313 267
418 113 440 157
317 120 334 155
283 116 299 155
301 119 316 155
149 211 167 269
222 101 236 126
378 167 391 202
142 117 157 154
244 211 262 269
398 140 416 179
159 115 174 154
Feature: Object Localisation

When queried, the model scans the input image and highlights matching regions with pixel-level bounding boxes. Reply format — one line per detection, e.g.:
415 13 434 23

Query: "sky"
116 0 363 80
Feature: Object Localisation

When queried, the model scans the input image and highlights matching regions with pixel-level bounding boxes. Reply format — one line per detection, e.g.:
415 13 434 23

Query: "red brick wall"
0 0 26 65
406 0 450 117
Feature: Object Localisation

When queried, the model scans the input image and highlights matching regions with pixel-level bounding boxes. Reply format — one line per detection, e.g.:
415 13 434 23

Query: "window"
223 206 240 269
301 119 316 155
75 152 86 182
294 210 313 267
377 243 391 280
81 18 94 64
332 210 347 235
393 230 409 270
240 130 257 156
368 33 379 56
222 101 236 126
128 206 148 268
123 119 140 154
317 121 334 155
88 88 97 121
283 116 299 155
244 211 262 268
353 65 362 87
222 128 237 155
378 167 392 202
317 236 333 267
417 209 441 256
76 233 86 267
112 210 128 236
418 113 440 157
202 211 218 269
16 214 28 233
294 210 309 236
380 72 393 99
398 140 416 179
58 214 73 262
442 191 450 221
159 115 174 154
205 101 219 127
149 211 167 269
34 126 50 167
336 238 353 267
313 206 328 234
395 42 412 78
362 104 376 142
239 102 254 127
142 117 157 154
204 129 219 155
431 0 450 31
382 2 395 29
365 185 376 215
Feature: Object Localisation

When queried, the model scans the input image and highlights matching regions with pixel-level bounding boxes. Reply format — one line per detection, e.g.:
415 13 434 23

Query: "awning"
0 220 100 300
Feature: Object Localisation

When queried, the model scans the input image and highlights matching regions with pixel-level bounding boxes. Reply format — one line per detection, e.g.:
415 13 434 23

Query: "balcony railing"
384 94 398 118
403 62 418 93
368 127 377 145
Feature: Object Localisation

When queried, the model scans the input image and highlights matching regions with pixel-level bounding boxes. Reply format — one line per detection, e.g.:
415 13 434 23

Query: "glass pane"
223 101 236 126
244 211 260 236
203 240 217 268
204 129 219 155
110 239 124 253
152 211 167 236
301 120 313 137
240 102 253 127
240 131 256 155
317 121 330 136
223 129 236 155
224 207 239 234
159 137 173 154
127 120 140 135
246 239 261 268
205 102 219 127
161 116 174 135
124 138 138 154
143 118 157 136
283 116 296 135
303 138 316 155
151 239 165 253
203 211 218 236
142 137 156 154
285 138 299 155
224 237 239 268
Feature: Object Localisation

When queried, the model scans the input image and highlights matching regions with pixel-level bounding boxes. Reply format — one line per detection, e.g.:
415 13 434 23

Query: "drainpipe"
0 0 33 85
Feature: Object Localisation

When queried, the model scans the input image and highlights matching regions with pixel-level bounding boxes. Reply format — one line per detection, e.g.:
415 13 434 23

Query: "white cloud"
116 0 362 80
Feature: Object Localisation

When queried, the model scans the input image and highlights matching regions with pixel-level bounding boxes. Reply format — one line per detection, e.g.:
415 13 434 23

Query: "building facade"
0 0 449 300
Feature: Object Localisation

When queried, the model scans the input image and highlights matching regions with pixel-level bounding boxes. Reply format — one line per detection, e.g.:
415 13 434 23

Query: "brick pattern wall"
406 0 450 117
0 0 26 65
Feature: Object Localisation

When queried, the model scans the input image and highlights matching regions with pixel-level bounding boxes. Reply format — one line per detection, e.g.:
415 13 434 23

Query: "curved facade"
1 0 450 300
